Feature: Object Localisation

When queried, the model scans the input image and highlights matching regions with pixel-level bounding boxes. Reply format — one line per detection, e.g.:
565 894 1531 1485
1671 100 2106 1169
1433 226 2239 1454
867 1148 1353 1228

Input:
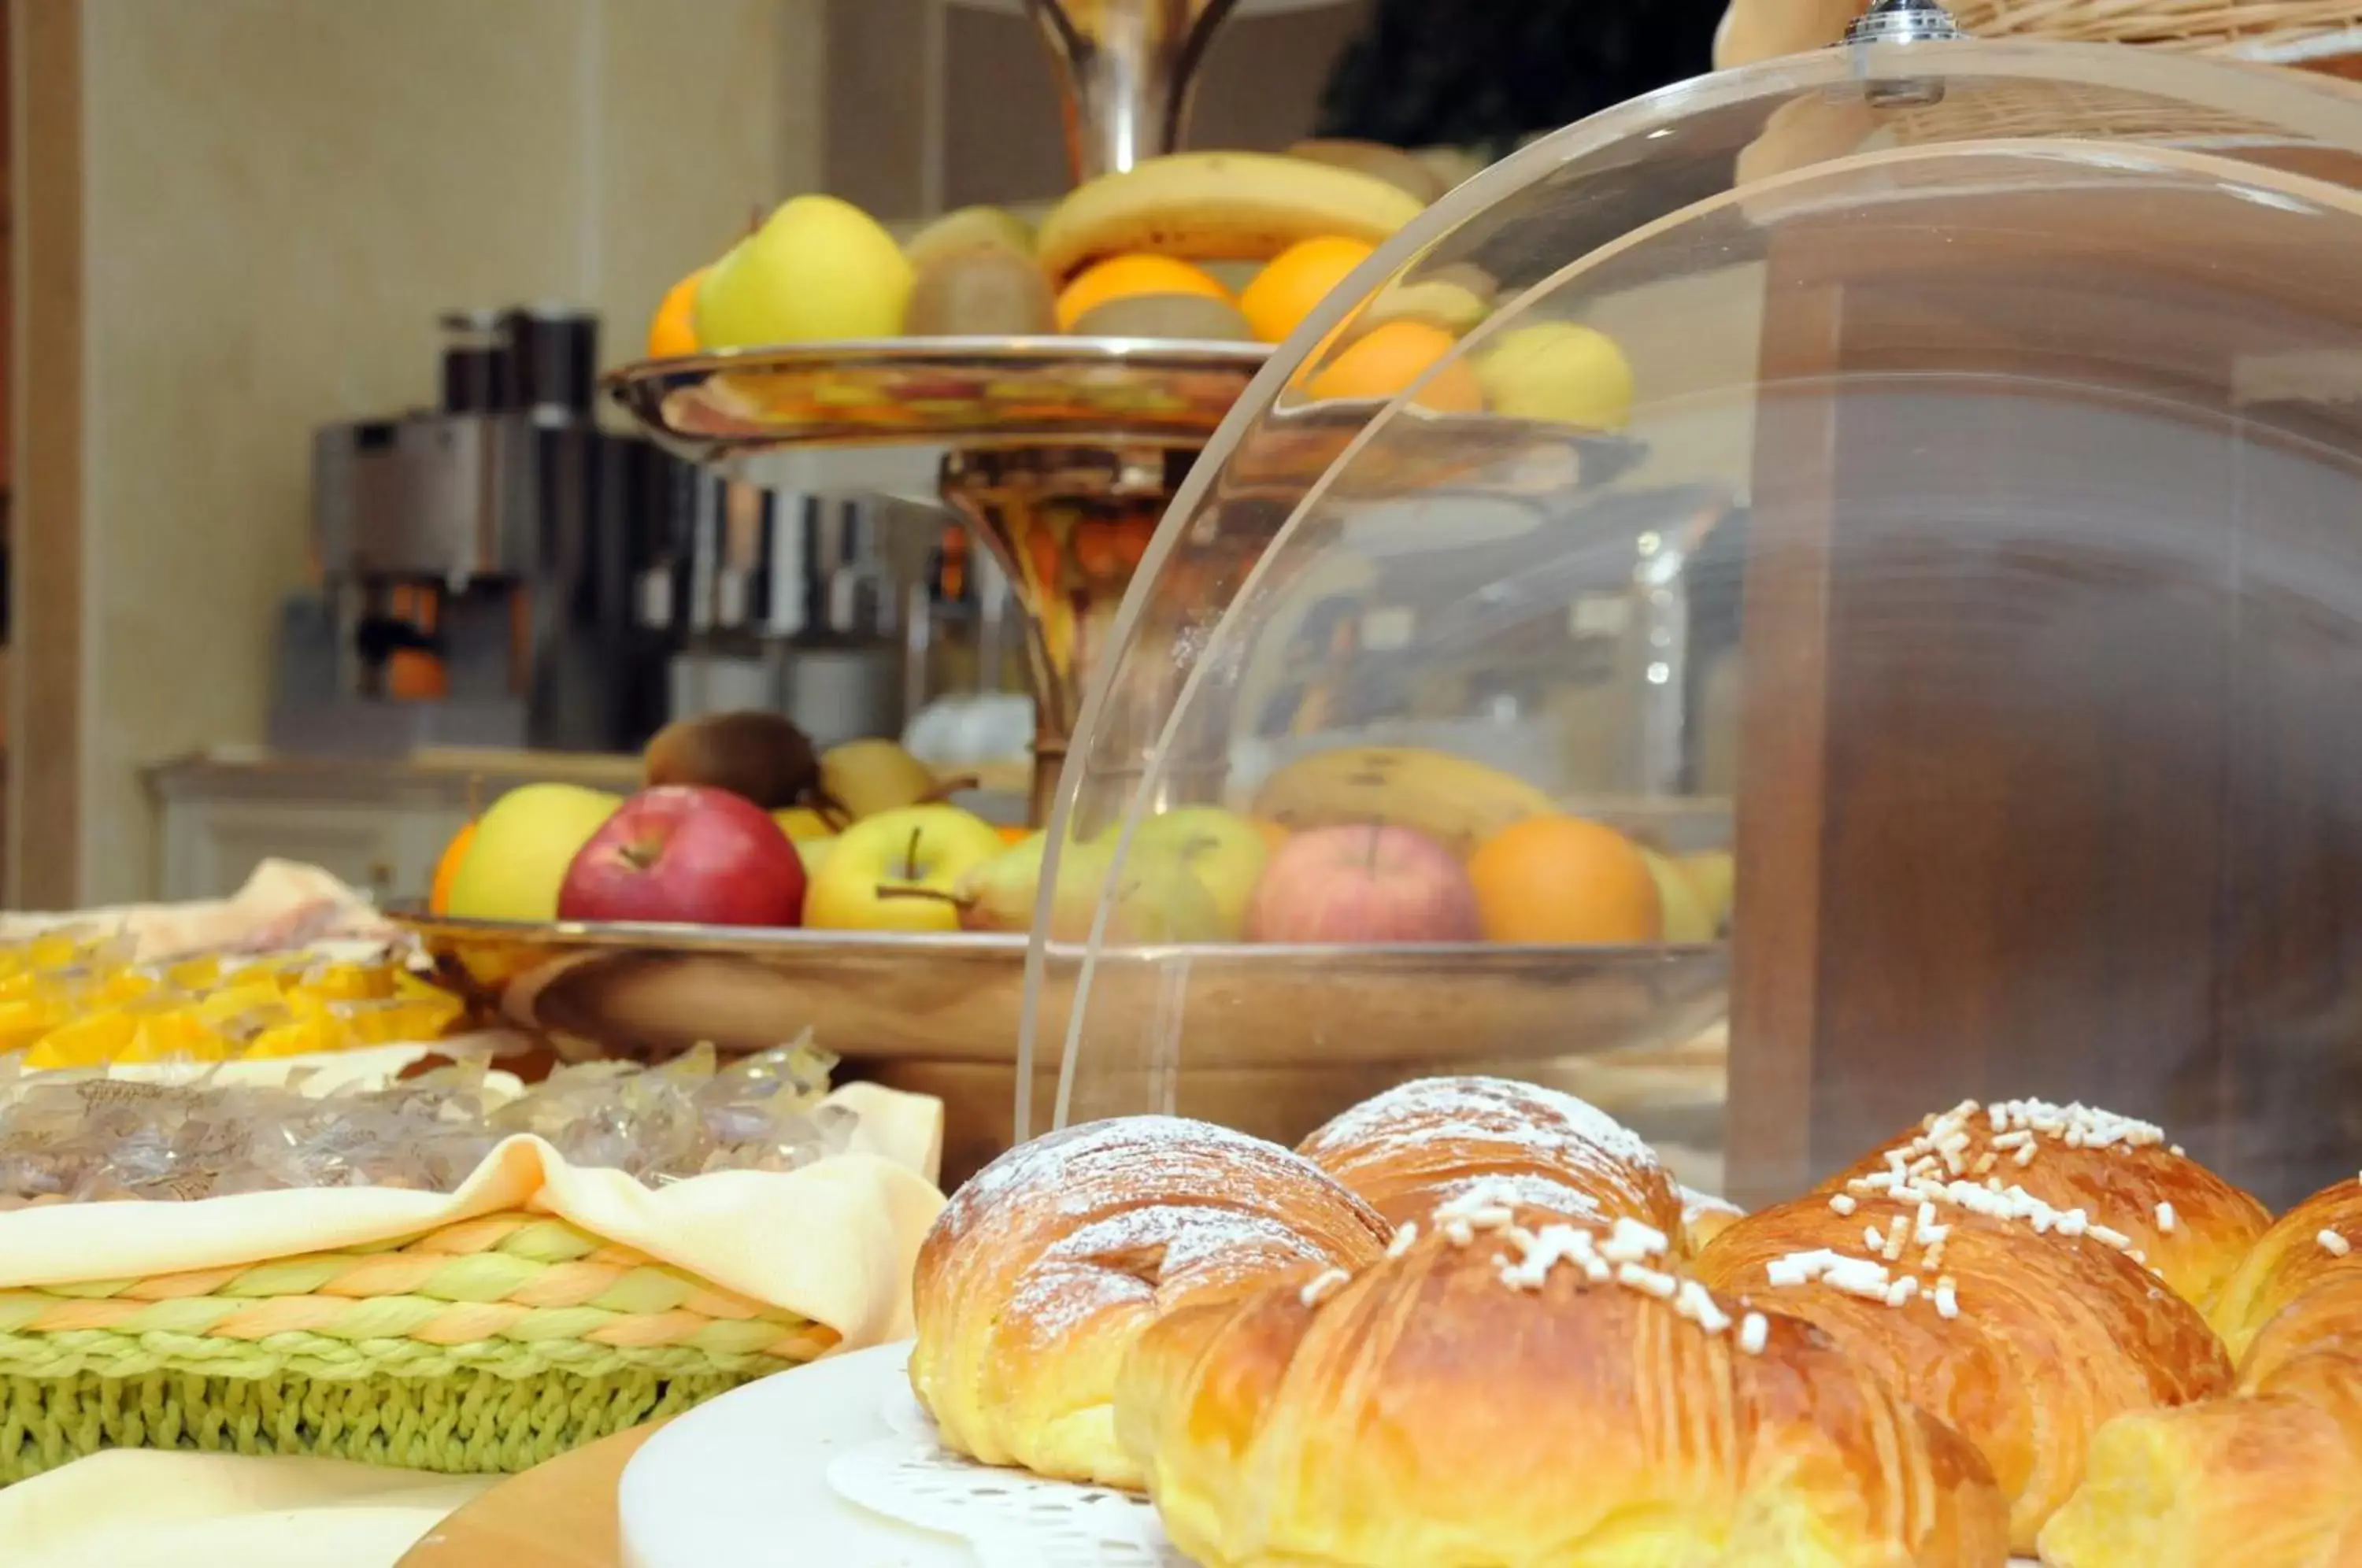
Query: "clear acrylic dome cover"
1016 36 2362 1208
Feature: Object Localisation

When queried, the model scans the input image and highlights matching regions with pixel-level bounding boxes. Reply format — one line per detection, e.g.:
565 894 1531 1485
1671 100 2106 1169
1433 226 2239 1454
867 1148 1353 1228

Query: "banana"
1249 746 1557 860
1036 153 1429 285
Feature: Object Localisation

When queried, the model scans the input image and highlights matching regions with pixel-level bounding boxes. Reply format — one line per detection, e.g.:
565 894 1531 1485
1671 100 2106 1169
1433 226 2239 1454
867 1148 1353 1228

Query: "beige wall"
51 0 819 905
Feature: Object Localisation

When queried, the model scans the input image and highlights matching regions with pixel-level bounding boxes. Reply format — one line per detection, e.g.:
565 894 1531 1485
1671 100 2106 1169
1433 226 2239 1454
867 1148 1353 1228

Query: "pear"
1472 320 1635 431
694 194 913 349
820 738 942 820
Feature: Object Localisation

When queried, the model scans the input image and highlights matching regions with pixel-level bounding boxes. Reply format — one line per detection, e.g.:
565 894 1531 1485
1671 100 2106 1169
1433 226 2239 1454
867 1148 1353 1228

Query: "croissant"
1695 1167 2232 1551
1296 1074 1687 1239
2038 1274 2362 1566
1684 1185 1746 1252
1821 1100 2268 1312
907 1115 1390 1488
2208 1176 2362 1361
1116 1189 2011 1568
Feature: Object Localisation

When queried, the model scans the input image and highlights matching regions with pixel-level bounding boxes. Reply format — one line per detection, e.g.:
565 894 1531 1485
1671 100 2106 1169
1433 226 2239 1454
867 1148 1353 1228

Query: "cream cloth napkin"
0 1081 946 1567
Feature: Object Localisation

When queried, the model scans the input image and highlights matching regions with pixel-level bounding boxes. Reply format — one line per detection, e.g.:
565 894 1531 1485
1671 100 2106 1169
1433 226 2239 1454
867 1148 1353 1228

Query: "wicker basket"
0 1211 837 1485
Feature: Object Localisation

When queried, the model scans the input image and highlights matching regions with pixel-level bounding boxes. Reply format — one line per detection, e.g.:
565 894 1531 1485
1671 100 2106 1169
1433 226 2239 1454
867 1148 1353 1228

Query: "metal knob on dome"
1842 0 1968 46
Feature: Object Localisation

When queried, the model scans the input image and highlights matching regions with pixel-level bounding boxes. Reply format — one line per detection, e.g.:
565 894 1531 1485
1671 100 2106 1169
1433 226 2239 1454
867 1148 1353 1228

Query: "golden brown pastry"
1117 1189 2011 1568
1696 1168 2233 1552
907 1115 1389 1488
1684 1184 1747 1252
1296 1074 1686 1240
2208 1176 2362 1361
1823 1099 2269 1312
2038 1276 2362 1566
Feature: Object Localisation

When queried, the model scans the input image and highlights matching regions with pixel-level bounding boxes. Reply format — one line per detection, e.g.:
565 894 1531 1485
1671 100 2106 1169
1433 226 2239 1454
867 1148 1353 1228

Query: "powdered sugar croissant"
906 1115 1388 1488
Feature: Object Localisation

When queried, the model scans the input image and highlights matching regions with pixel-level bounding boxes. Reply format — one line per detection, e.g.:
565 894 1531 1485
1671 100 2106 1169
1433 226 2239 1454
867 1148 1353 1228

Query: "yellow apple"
1472 320 1635 431
802 804 1005 933
694 194 913 349
445 783 622 923
1120 805 1269 938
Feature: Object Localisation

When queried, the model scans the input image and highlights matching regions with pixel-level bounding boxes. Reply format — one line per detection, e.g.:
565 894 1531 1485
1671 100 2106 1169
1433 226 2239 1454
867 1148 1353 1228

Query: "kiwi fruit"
1068 292 1258 342
1287 139 1449 204
643 711 823 812
904 248 1060 337
903 205 1035 275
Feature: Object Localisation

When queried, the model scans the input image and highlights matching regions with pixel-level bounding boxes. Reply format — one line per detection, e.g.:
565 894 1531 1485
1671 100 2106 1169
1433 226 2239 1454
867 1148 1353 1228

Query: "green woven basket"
0 1211 837 1485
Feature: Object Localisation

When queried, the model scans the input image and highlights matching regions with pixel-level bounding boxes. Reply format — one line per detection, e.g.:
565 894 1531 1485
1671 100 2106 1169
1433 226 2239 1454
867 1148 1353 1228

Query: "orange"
428 821 479 916
1238 237 1375 344
997 823 1032 845
1304 320 1483 412
1054 255 1231 333
1466 815 1663 945
647 265 709 357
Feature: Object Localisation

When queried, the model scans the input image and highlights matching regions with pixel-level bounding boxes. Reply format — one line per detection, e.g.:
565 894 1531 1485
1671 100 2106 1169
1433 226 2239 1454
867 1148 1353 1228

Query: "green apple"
1642 849 1717 945
446 783 622 923
1120 806 1269 938
957 830 1224 943
694 194 913 349
1472 320 1635 431
802 804 1005 933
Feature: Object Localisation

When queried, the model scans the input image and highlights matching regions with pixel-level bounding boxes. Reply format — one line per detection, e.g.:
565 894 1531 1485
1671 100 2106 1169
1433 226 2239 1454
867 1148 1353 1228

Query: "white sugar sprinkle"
1934 1282 1960 1319
1618 1261 1679 1299
2156 1202 2175 1235
1385 1221 1420 1259
1829 1194 1857 1217
1300 1267 1350 1307
1738 1311 1769 1355
2320 1230 2352 1258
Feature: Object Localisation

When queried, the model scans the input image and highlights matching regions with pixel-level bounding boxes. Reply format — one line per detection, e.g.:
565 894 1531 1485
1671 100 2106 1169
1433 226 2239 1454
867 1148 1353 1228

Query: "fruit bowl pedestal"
604 337 1646 826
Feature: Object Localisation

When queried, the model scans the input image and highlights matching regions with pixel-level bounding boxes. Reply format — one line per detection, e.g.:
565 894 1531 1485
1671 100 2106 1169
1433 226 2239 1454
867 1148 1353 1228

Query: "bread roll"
2039 1274 2362 1566
1296 1074 1685 1238
1117 1189 2010 1567
908 1115 1389 1488
2208 1177 2362 1361
1696 1177 2232 1551
1821 1099 2268 1312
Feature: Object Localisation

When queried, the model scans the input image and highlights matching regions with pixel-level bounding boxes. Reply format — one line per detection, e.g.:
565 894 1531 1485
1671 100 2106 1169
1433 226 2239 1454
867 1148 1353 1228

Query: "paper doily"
827 1385 1189 1568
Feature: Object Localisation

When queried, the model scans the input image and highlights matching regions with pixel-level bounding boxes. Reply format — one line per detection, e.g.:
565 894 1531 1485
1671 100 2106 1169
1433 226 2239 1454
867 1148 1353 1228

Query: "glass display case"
1024 31 2362 1209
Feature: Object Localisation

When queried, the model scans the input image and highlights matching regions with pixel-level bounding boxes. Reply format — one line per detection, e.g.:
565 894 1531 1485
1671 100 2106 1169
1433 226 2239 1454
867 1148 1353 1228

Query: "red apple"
1245 823 1482 945
557 784 806 927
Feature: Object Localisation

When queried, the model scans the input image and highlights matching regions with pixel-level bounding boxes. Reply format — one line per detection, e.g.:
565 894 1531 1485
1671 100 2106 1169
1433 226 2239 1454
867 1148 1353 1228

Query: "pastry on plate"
2040 1270 2362 1566
1697 1126 2233 1552
907 1115 1388 1488
1117 1186 2010 1568
1820 1099 2268 1313
1297 1074 1686 1240
2208 1175 2362 1360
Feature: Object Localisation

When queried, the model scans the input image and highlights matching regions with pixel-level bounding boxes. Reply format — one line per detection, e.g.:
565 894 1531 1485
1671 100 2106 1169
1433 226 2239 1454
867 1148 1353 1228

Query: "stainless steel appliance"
644 485 913 750
276 309 681 756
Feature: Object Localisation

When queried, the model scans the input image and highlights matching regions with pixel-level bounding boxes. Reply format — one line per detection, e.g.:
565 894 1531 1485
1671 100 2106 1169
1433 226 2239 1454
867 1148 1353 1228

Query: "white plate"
619 1342 971 1568
620 1341 2042 1567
